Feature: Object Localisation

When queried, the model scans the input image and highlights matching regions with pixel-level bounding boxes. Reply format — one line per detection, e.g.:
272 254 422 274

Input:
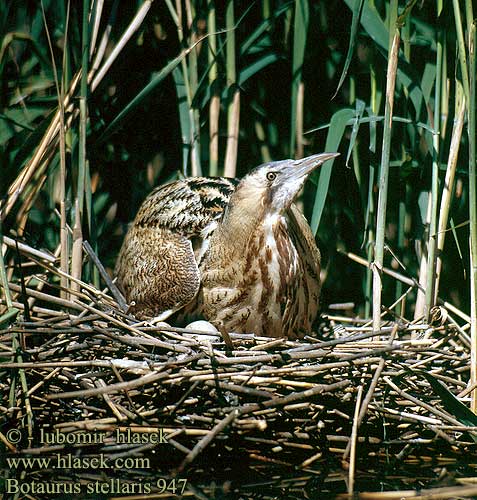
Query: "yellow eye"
266 172 277 181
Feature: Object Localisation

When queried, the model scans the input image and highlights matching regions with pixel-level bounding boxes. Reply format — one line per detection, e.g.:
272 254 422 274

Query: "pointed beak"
290 152 340 179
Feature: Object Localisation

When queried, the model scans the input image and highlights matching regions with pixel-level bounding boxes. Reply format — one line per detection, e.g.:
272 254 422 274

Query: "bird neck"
219 194 265 249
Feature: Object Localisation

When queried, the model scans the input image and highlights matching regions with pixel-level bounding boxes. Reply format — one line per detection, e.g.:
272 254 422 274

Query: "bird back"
115 177 238 319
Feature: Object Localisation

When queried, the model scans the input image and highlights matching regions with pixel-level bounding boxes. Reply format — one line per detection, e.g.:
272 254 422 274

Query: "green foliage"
417 371 477 432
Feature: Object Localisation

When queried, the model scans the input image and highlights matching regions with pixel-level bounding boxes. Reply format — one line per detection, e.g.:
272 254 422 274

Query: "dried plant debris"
0 255 476 499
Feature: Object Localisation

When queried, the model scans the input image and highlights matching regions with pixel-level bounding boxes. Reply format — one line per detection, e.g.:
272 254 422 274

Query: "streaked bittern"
115 152 339 338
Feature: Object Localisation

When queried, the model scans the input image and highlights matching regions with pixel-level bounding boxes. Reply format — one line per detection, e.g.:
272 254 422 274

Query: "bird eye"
266 172 277 181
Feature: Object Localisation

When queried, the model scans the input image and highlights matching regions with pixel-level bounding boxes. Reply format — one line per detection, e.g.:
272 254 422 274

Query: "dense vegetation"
2 3 477 493
1 0 475 330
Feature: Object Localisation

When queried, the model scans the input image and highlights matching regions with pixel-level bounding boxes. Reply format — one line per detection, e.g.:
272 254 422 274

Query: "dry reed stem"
296 81 305 159
348 384 363 495
224 89 240 177
3 71 81 220
209 93 220 173
434 96 466 300
372 27 400 333
1 235 56 263
91 0 153 91
71 199 83 294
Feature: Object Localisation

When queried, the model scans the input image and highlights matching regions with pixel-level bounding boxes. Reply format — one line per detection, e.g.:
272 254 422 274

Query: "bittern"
115 152 339 338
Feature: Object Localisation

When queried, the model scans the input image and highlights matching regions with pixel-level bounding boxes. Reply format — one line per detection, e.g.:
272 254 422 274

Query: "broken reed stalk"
434 94 466 300
82 240 127 311
372 1 399 333
223 0 239 178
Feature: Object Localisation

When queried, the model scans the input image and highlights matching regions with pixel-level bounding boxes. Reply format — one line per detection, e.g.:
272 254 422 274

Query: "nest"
1 242 477 499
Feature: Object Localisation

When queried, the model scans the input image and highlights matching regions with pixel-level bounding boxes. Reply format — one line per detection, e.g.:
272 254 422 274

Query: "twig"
83 240 127 311
348 385 363 495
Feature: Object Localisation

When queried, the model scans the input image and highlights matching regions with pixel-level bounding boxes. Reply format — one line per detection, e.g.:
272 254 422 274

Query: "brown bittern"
115 152 339 338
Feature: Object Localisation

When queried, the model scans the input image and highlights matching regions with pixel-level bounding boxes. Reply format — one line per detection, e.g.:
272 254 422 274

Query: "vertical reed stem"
424 21 443 320
224 0 239 178
71 199 83 293
365 62 379 319
72 0 90 290
0 224 14 311
42 0 70 299
434 95 466 299
348 385 363 495
372 1 399 333
290 0 309 158
296 81 305 159
452 0 470 101
184 0 201 176
365 165 375 319
208 0 219 176
468 21 476 413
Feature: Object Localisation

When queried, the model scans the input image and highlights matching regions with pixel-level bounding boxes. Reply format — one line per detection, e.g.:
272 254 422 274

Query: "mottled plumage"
115 153 339 338
115 177 237 318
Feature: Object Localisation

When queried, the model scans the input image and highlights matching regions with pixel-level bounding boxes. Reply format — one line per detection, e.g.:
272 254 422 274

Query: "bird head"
236 152 340 213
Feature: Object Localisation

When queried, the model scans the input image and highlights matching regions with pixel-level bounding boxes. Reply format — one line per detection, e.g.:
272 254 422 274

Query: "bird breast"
200 212 308 338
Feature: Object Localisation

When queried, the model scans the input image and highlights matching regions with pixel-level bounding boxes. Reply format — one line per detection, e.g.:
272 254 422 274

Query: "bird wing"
281 203 322 337
115 177 238 319
133 177 238 237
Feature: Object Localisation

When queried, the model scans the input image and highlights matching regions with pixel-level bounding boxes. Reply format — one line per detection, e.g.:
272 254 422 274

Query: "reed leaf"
417 371 477 431
310 108 353 235
333 0 365 99
98 37 206 146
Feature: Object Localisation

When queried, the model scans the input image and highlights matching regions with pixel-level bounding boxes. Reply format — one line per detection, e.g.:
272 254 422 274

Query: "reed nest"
1 241 477 499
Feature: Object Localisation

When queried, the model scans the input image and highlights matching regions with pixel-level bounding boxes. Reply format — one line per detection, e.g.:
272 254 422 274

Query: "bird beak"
291 152 340 179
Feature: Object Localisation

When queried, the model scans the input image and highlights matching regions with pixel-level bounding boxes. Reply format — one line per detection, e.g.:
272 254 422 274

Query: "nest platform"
1 247 477 499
